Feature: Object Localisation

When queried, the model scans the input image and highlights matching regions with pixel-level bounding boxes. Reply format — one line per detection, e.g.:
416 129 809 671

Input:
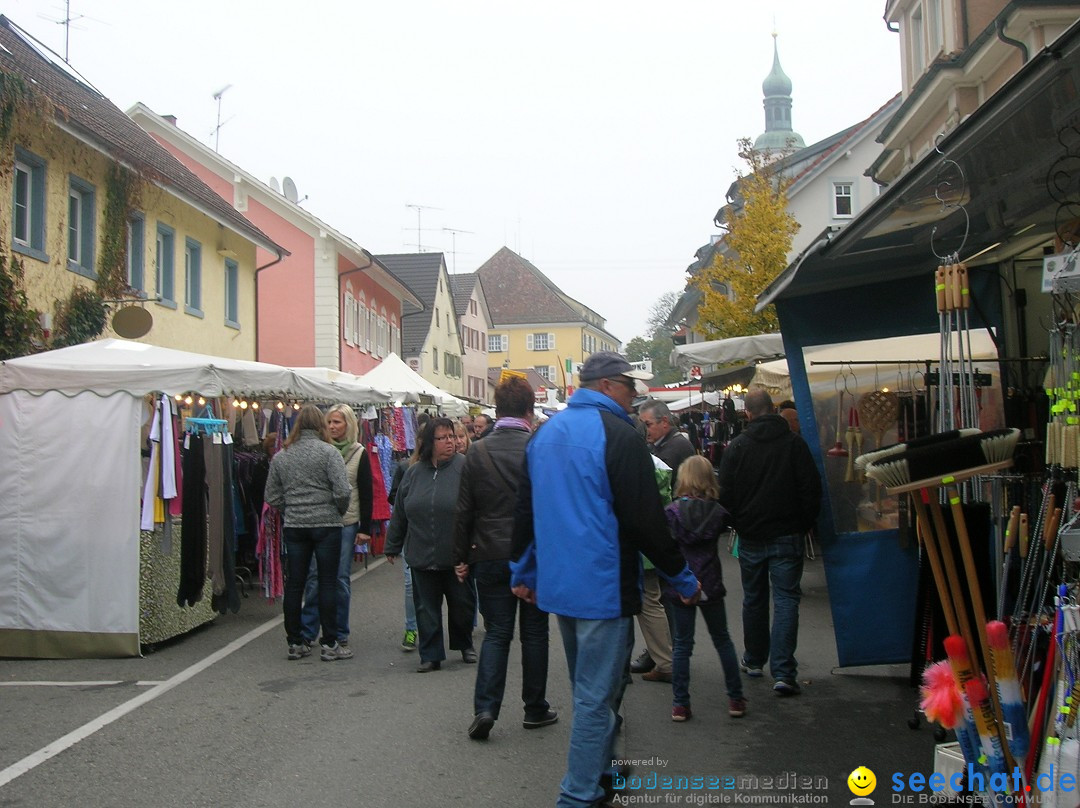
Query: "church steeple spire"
754 32 805 152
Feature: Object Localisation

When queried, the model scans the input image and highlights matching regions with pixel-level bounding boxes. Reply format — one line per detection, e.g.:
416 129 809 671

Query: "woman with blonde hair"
661 454 745 720
299 403 373 649
453 420 471 455
265 404 351 661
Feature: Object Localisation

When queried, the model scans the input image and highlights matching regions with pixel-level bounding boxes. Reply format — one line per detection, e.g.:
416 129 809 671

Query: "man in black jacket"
454 376 556 740
719 389 821 696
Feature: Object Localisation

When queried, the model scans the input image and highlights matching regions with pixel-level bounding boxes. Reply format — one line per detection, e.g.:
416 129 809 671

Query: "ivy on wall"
0 68 146 355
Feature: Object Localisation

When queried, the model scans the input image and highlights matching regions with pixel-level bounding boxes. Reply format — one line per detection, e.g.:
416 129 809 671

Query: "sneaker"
287 643 311 660
773 679 801 697
728 697 747 718
321 642 353 661
523 709 559 729
740 661 764 678
468 712 495 740
671 705 692 722
401 629 417 651
630 650 655 673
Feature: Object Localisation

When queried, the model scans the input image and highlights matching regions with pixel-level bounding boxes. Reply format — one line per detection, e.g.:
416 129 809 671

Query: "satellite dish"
282 176 298 203
269 176 280 193
112 305 153 339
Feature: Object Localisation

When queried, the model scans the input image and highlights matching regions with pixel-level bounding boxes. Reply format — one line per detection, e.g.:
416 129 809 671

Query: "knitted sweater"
265 431 350 528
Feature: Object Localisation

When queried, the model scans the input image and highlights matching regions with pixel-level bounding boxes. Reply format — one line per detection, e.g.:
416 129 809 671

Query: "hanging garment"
211 440 241 615
373 433 395 495
368 441 392 522
177 433 208 607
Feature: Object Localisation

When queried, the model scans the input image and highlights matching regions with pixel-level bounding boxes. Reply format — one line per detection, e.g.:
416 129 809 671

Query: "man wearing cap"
511 351 700 808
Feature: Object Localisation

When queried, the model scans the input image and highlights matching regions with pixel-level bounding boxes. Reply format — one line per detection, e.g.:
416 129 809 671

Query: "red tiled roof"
475 247 582 325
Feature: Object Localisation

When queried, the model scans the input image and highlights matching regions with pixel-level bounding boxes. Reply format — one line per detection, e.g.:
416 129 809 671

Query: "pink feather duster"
920 660 963 729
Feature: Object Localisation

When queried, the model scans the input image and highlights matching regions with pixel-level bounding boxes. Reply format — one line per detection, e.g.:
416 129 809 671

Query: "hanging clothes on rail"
177 431 207 607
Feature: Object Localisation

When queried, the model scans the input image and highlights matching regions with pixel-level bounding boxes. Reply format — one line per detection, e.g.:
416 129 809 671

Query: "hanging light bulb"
251 401 260 410
197 396 206 406
232 398 240 408
292 402 301 410
240 400 249 410
174 394 183 402
276 401 285 411
184 395 193 405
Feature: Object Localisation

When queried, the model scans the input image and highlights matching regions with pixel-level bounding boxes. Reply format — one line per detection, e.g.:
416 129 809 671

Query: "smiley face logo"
847 766 876 796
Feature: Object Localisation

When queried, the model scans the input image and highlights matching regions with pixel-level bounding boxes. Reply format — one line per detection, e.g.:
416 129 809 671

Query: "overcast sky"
9 0 900 346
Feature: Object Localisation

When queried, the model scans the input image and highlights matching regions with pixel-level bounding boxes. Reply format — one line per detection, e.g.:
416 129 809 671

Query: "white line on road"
0 558 385 789
0 681 164 687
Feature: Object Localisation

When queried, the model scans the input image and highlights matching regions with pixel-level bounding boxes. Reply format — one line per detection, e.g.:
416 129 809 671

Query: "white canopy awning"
356 353 469 416
0 339 392 403
670 333 785 370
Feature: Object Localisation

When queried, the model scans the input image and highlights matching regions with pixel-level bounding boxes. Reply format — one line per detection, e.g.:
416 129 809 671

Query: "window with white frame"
535 365 557 383
155 223 176 306
527 332 555 351
481 331 486 353
355 292 365 347
366 302 375 352
224 258 239 328
378 309 387 357
435 308 440 328
909 4 926 80
344 290 355 345
13 147 46 260
391 316 399 355
926 0 943 59
184 237 202 316
833 182 853 218
67 175 96 277
126 215 145 293
432 350 439 372
489 333 508 353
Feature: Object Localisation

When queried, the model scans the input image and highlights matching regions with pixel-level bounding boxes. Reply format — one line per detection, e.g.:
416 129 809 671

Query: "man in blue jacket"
511 351 700 808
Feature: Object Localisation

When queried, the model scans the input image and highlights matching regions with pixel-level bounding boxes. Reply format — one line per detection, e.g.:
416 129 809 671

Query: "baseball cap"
579 351 654 383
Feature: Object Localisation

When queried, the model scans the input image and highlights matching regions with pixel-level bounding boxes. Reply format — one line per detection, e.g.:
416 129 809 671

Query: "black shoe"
600 763 634 800
416 660 441 673
629 650 655 674
523 709 558 729
461 649 478 663
468 712 495 740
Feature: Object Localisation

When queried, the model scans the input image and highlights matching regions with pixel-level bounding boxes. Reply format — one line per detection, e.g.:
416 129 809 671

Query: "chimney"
163 115 177 126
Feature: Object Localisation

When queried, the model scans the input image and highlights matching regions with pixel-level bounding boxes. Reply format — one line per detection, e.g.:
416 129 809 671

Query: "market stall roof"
758 18 1080 308
669 333 785 369
290 366 419 404
668 391 722 412
356 352 469 416
0 339 392 403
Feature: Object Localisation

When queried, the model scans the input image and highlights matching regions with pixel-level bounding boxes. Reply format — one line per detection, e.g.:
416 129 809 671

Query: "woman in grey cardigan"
265 404 351 662
385 417 476 672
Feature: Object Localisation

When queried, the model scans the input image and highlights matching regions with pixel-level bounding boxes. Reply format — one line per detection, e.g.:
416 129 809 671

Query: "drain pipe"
996 15 1029 64
254 248 286 363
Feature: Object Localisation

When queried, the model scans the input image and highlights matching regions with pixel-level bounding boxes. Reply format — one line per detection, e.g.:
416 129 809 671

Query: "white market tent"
0 340 391 658
669 333 785 370
667 391 722 412
356 352 469 417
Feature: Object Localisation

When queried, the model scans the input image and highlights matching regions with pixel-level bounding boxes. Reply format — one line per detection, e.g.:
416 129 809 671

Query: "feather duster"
920 659 963 728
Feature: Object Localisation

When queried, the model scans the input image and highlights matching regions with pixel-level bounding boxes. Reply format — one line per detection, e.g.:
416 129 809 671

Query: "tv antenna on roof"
211 84 232 152
406 203 442 252
442 227 473 273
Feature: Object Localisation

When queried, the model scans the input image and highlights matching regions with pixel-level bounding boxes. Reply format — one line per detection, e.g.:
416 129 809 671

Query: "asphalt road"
1 554 938 807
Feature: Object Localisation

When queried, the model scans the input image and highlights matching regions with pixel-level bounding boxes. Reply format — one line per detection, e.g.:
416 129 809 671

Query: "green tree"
0 252 42 359
693 138 799 339
625 289 684 385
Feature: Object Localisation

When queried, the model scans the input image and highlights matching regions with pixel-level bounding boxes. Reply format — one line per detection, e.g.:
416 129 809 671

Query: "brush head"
864 428 1020 491
986 620 1009 648
944 634 969 662
855 429 980 471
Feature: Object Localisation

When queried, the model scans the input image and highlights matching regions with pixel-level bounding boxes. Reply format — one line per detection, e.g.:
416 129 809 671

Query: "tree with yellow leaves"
693 138 799 339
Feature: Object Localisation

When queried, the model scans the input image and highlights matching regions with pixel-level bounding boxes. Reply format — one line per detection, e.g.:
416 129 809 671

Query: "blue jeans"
473 559 550 720
300 523 357 642
666 598 743 706
283 526 342 646
403 559 417 631
411 568 475 663
738 534 804 682
556 615 632 808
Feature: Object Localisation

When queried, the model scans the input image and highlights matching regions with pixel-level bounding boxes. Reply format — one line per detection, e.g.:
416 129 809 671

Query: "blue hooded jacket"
510 387 698 619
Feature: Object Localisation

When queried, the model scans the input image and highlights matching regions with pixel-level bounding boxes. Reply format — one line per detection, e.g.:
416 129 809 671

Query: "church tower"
754 33 805 152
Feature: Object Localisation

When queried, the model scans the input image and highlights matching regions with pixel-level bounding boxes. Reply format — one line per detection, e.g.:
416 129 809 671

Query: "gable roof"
0 16 279 254
374 253 446 356
448 272 477 318
486 366 547 391
475 247 585 326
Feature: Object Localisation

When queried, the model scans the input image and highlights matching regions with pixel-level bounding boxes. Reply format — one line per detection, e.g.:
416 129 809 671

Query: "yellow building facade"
487 322 618 391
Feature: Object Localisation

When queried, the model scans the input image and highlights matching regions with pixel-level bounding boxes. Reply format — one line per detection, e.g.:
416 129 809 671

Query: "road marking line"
0 681 164 687
0 558 384 789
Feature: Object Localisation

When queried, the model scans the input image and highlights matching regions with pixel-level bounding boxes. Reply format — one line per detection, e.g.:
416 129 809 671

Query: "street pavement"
1 552 938 807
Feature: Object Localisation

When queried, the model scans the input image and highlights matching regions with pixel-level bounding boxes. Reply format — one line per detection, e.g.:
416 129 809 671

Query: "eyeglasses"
433 434 456 442
606 377 636 393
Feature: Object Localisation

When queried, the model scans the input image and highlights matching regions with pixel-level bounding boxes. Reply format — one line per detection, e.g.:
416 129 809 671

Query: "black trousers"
411 567 475 663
